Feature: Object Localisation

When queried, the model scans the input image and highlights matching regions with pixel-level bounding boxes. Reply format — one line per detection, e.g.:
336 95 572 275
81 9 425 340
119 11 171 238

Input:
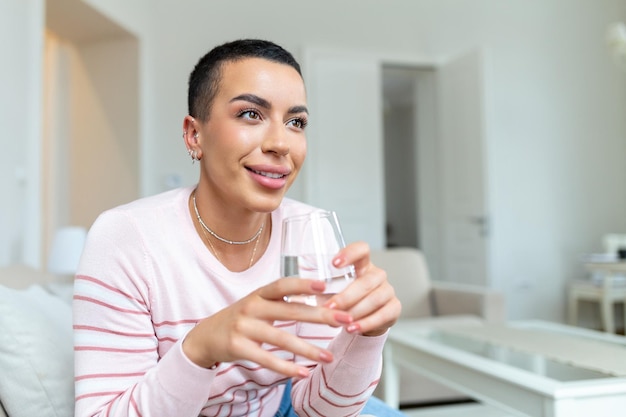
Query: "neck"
192 188 267 244
189 188 271 271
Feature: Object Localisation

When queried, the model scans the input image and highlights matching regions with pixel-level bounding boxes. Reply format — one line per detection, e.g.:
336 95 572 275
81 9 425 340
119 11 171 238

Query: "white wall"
43 34 73 257
0 0 44 267
68 37 139 228
5 0 626 323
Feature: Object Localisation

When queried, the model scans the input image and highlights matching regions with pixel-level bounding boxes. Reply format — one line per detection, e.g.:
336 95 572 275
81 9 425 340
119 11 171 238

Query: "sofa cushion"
0 264 55 289
0 284 74 417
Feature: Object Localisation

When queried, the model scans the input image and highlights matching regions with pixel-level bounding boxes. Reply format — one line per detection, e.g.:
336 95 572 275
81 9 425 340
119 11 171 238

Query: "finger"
322 259 401 334
343 279 390 321
324 262 386 311
255 278 356 326
245 295 354 328
244 319 334 364
257 277 326 301
230 336 312 378
349 296 401 336
231 321 334 378
332 241 372 274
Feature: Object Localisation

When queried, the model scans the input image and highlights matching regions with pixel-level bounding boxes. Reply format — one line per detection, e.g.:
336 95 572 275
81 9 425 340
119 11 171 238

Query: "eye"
287 117 308 130
238 109 261 121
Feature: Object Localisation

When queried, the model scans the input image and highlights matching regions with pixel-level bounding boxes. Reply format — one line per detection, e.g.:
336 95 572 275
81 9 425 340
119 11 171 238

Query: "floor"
401 403 511 417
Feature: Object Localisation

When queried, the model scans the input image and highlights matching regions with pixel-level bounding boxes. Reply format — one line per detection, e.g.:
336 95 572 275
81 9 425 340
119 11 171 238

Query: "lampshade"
607 22 626 69
607 22 626 50
47 226 87 275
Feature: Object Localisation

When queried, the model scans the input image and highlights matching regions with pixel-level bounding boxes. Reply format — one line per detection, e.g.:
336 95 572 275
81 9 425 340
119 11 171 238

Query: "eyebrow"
230 93 309 115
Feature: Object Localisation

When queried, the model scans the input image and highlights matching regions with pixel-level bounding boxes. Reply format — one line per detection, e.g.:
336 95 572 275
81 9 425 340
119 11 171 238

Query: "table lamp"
607 22 626 69
47 226 87 280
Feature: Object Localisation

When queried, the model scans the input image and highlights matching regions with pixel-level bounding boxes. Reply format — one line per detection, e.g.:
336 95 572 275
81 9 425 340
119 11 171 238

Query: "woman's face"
195 57 308 213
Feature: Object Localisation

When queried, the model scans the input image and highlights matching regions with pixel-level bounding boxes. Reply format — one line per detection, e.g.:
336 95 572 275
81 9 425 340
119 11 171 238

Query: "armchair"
371 247 505 406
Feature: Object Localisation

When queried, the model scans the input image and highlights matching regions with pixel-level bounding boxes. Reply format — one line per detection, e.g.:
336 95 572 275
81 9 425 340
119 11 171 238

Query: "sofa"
0 265 74 417
370 247 506 406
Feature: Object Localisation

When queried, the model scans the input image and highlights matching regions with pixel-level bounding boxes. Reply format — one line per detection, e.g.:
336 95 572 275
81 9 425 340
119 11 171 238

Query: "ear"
182 115 200 151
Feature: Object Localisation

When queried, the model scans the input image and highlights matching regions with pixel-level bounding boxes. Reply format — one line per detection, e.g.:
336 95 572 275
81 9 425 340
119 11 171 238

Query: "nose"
261 123 290 156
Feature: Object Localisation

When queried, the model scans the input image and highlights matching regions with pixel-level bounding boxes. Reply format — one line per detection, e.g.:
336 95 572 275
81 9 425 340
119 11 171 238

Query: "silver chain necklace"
192 191 264 245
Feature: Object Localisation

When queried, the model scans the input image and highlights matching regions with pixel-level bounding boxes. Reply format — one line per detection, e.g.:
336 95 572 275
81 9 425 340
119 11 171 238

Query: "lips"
248 168 285 179
246 165 292 190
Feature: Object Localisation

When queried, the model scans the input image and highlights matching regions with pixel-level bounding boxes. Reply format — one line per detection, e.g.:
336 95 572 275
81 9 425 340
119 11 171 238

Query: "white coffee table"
383 319 626 417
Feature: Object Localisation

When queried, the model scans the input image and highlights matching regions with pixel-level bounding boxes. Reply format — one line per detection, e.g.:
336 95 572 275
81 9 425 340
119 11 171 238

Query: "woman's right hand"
181 277 354 377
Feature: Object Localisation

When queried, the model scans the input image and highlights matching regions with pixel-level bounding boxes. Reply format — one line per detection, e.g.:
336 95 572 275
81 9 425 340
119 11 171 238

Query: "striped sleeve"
73 210 215 417
290 328 387 417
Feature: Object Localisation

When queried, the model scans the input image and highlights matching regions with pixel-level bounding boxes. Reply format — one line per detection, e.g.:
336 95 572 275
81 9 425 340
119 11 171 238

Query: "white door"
437 49 489 286
301 50 385 249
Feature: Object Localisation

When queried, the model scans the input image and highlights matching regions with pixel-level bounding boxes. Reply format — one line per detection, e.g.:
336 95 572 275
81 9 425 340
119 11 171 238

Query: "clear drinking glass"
281 210 356 306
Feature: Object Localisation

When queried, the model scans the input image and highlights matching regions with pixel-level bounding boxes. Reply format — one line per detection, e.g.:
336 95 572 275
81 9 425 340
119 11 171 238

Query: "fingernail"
298 367 310 377
332 257 343 267
311 281 325 291
325 301 337 310
347 323 361 333
319 351 333 362
334 312 353 324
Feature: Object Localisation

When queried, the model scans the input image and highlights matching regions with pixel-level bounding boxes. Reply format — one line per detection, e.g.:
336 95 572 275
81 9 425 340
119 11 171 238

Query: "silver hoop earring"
188 149 198 164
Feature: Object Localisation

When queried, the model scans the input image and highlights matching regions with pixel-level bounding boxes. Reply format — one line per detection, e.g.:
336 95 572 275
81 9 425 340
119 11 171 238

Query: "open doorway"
382 65 443 280
382 66 419 248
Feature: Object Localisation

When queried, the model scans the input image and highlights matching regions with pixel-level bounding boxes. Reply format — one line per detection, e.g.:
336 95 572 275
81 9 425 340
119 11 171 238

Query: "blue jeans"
274 380 406 417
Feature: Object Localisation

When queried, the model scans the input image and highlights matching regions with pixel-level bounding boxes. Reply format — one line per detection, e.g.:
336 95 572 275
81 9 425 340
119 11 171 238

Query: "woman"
74 39 403 417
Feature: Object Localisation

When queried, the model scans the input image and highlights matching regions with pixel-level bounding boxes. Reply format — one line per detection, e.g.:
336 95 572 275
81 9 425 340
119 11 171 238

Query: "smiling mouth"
248 168 286 179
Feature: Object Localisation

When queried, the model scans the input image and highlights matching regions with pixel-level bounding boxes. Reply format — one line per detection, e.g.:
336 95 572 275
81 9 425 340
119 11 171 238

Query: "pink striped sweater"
73 186 386 417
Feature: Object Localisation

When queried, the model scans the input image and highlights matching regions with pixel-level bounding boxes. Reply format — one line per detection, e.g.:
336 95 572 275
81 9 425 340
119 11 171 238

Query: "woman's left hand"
325 241 401 336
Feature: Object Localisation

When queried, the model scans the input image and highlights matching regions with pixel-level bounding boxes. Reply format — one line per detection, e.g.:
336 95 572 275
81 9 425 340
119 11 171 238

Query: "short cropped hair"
188 39 302 121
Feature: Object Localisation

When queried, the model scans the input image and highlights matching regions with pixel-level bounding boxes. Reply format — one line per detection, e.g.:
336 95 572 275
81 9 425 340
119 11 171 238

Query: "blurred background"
2 0 626 327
